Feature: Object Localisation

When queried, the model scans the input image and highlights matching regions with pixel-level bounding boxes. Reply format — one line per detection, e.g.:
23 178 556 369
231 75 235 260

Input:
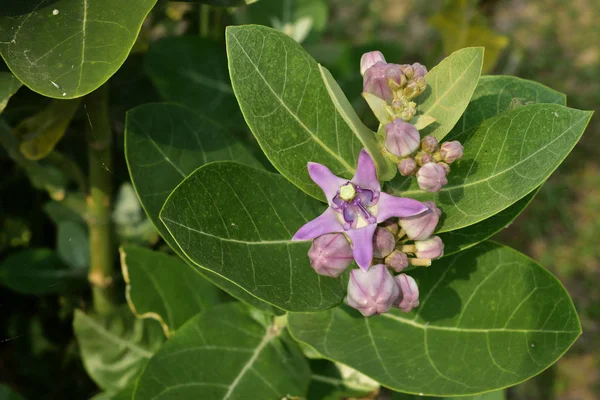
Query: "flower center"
332 182 379 230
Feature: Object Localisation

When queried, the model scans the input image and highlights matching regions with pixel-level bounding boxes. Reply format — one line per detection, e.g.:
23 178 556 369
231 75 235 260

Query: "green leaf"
319 64 396 181
388 104 593 232
57 221 89 269
0 0 157 98
0 248 86 294
419 47 484 140
308 360 379 400
144 37 241 126
0 384 26 400
134 303 311 400
0 71 21 114
439 188 538 257
288 242 581 396
392 389 505 400
125 102 280 314
160 161 345 312
73 306 165 394
90 386 134 400
226 24 362 201
120 245 220 336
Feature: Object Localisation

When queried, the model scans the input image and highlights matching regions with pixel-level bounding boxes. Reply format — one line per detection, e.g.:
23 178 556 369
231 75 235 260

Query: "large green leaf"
134 303 311 399
120 245 220 336
125 102 280 314
0 71 21 113
288 242 581 396
144 37 241 125
419 47 484 140
393 390 505 400
73 307 165 394
0 248 86 294
226 24 362 201
439 188 538 257
388 104 592 232
0 0 157 98
160 161 345 312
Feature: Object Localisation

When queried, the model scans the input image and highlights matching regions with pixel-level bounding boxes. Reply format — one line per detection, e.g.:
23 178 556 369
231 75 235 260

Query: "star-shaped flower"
292 149 428 270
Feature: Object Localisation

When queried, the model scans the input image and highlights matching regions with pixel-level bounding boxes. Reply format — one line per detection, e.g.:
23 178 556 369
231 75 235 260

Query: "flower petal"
346 224 377 271
308 162 347 202
351 149 380 192
292 208 343 241
375 193 428 223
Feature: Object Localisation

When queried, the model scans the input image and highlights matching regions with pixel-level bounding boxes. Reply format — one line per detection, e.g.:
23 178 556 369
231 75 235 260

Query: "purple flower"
385 119 420 157
414 236 444 259
398 158 417 176
360 51 386 76
399 201 441 240
385 250 408 272
412 62 428 78
308 233 354 278
363 63 406 102
347 264 400 316
394 274 419 313
372 227 395 258
420 135 439 153
416 162 448 192
293 149 428 270
440 141 464 164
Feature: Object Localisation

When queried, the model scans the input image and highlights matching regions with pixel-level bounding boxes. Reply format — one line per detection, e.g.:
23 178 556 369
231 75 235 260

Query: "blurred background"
0 0 598 399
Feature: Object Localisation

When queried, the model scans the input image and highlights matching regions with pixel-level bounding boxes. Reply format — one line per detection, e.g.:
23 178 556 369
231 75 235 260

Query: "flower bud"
399 201 441 241
416 162 448 192
380 218 399 236
373 227 396 258
385 119 420 157
394 274 419 313
414 236 444 259
385 250 408 272
398 158 417 176
400 64 414 80
440 141 464 164
308 233 354 278
420 135 439 153
363 63 406 102
414 152 433 166
347 265 400 317
412 63 428 78
401 101 416 121
360 51 387 76
438 161 451 174
385 65 407 91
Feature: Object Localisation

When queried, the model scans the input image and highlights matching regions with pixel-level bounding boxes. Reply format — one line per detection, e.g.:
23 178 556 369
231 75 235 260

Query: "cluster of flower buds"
397 134 464 192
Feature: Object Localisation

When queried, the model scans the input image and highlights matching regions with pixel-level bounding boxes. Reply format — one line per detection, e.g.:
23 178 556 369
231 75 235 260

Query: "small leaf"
134 303 311 399
419 47 484 140
57 221 89 269
0 71 22 114
73 306 165 394
388 104 593 232
160 161 345 312
0 0 157 98
125 102 279 314
319 64 396 181
120 245 220 336
227 24 362 200
439 188 539 257
288 242 581 396
0 248 86 294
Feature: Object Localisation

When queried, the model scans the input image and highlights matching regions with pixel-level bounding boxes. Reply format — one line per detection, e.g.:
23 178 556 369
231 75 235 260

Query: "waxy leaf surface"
289 242 581 396
160 162 345 312
120 245 220 336
389 104 592 232
0 0 156 98
0 71 21 113
125 102 278 313
227 24 362 200
134 303 310 400
419 47 484 139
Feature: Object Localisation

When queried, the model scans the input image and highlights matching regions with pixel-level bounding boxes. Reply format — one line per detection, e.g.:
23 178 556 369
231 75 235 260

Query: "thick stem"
85 85 115 314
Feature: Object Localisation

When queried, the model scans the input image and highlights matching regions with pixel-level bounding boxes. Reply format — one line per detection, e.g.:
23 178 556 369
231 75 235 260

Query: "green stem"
84 85 115 315
200 4 210 38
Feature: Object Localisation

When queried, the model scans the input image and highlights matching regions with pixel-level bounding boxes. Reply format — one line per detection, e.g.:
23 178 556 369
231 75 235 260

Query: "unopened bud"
401 101 416 121
399 201 441 241
385 119 420 157
394 274 419 313
385 250 408 272
414 152 434 166
363 62 392 102
400 64 414 80
414 236 444 259
421 135 439 153
385 65 407 91
308 233 354 278
416 162 448 192
347 265 400 317
440 141 464 164
412 63 428 78
360 51 387 76
438 162 451 174
414 76 427 92
373 227 396 258
380 219 400 236
398 158 417 176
